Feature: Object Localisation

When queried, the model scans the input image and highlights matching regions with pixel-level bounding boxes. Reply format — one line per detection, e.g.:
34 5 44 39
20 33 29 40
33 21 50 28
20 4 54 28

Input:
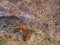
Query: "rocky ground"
0 0 60 45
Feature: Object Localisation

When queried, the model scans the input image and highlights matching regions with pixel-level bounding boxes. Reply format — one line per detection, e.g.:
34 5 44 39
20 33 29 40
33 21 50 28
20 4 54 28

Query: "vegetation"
0 38 8 45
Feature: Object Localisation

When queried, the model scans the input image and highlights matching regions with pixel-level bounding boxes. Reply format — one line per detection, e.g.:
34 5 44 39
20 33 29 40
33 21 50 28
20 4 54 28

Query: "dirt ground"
0 0 60 45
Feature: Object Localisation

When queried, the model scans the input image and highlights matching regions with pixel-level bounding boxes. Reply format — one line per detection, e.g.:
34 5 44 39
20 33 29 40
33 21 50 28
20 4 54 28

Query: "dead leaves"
20 23 31 31
19 23 32 41
9 7 18 14
0 36 3 41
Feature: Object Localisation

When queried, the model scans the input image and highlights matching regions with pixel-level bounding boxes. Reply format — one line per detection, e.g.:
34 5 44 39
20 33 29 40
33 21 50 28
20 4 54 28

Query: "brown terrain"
0 0 60 45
